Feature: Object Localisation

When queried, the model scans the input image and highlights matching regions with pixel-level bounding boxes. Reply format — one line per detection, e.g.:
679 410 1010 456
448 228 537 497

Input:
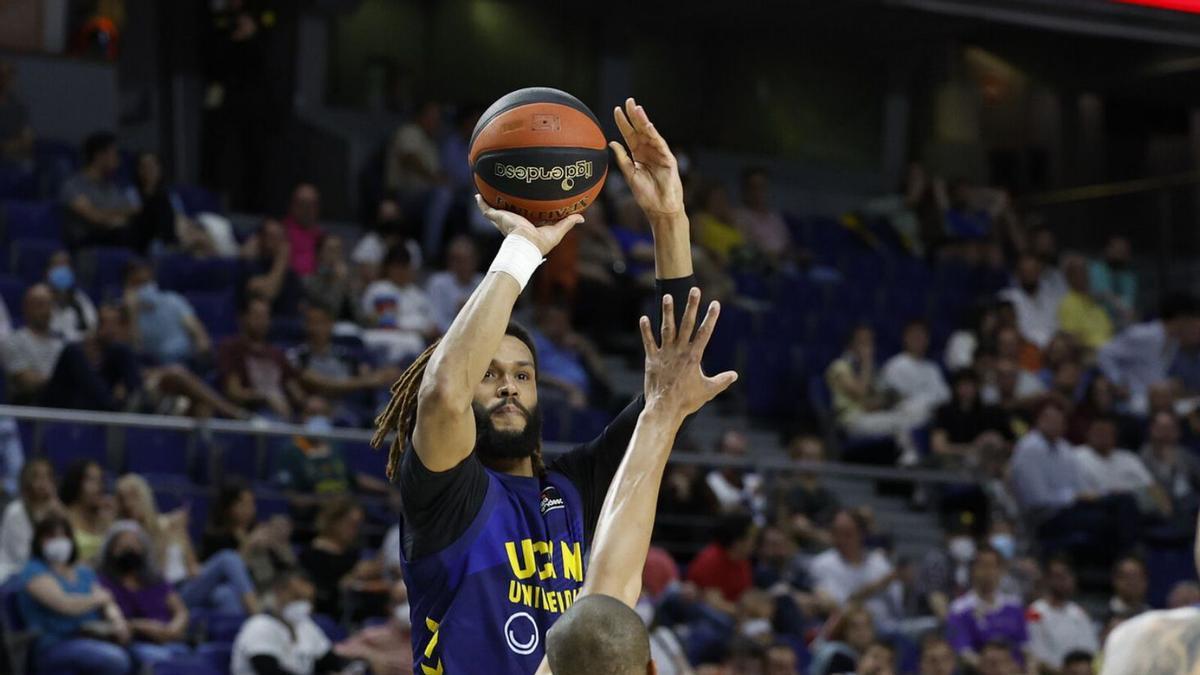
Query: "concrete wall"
1 51 118 146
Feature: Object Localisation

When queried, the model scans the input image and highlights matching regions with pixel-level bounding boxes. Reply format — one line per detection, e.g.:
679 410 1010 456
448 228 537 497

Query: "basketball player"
1100 511 1200 675
373 98 700 673
535 289 735 675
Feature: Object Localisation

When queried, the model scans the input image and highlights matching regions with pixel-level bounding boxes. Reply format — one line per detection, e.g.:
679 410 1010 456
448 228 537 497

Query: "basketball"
469 87 608 222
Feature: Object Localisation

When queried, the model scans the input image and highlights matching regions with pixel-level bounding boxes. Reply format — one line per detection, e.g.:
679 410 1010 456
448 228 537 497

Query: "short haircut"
384 243 412 269
1088 414 1117 429
904 318 929 333
1113 554 1146 576
950 368 979 386
713 511 754 548
919 631 951 652
546 594 650 675
83 131 117 165
1063 650 1093 666
981 638 1012 654
122 258 152 285
972 543 1003 567
269 566 312 592
1044 553 1075 572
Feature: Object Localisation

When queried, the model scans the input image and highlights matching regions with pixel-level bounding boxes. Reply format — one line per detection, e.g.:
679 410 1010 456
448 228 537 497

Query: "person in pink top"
734 167 794 264
283 183 324 277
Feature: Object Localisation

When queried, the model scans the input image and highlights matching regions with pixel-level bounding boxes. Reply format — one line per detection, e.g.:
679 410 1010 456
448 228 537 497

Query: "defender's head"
546 594 655 675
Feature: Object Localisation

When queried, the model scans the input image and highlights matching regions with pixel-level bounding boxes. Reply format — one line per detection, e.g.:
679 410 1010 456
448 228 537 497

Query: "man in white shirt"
1073 416 1162 515
999 255 1063 350
704 429 765 520
425 235 483 333
1027 556 1098 672
881 319 951 416
361 244 437 364
1097 292 1200 415
808 509 902 631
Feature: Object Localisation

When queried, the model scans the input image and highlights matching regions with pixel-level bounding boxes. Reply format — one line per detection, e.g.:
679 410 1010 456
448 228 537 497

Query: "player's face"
476 336 539 433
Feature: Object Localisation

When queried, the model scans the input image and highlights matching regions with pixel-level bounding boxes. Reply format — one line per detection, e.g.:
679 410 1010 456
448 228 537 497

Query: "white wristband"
489 234 544 290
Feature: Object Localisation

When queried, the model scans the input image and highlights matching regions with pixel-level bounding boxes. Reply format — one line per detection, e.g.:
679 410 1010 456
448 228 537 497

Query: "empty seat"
175 184 223 217
124 428 192 478
0 274 26 323
78 246 137 298
196 642 233 675
156 254 241 293
41 422 107 470
10 238 59 283
2 200 61 242
187 291 238 339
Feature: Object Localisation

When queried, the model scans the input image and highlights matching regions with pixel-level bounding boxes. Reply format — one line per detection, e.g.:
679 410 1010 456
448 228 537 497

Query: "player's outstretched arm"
610 97 692 280
412 200 581 471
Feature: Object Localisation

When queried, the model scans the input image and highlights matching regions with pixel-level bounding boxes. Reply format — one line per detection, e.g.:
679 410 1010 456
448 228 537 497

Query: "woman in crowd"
17 513 133 675
203 482 297 590
0 458 58 582
298 496 386 620
45 250 98 342
96 520 190 667
115 474 259 615
60 459 113 563
808 604 878 675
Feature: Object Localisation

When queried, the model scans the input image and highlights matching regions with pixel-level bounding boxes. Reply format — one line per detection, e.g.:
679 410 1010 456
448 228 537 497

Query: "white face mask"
740 618 772 639
948 537 976 563
392 602 411 629
42 537 73 564
281 600 313 626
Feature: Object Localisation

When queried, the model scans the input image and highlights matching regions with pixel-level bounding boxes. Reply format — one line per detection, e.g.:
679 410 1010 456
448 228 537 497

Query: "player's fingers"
475 195 511 234
706 370 739 397
613 106 638 150
678 287 701 346
660 294 675 346
543 213 584 244
609 141 635 181
691 301 721 355
638 315 658 356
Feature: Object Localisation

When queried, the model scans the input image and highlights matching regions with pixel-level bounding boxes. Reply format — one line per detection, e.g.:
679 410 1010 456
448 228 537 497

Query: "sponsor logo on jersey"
540 486 565 515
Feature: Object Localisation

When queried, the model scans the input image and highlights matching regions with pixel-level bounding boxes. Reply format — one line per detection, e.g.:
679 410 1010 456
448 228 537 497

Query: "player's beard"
472 398 542 462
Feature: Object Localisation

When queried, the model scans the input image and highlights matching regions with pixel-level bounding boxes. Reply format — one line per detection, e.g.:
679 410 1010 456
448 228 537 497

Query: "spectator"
202 483 297 590
289 305 395 425
763 641 799 675
1089 235 1137 328
694 182 747 266
1106 556 1150 622
1141 411 1200 506
944 301 1001 372
531 302 615 411
752 525 808 592
931 369 1011 470
114 474 259 616
426 235 482 333
361 243 437 363
982 356 1046 425
1060 651 1094 675
1057 254 1113 352
60 130 139 248
385 100 452 257
1030 228 1067 300
240 218 304 318
1166 580 1200 608
976 639 1021 675
438 105 479 192
60 459 113 563
918 633 958 675
283 183 324 277
946 546 1029 669
96 520 190 668
45 250 98 342
916 524 977 620
686 511 756 603
1009 401 1139 558
1066 375 1120 445
734 167 792 265
858 641 898 675
1026 556 1098 673
999 254 1061 351
808 604 877 675
218 297 306 419
298 496 386 620
350 198 422 292
18 513 134 675
1097 291 1200 415
655 462 719 557
127 151 210 256
827 325 925 464
772 434 840 551
705 429 766 518
0 458 58 582
304 234 360 323
231 568 360 675
121 259 212 366
809 510 902 630
880 319 952 433
0 60 33 163
333 579 414 675
1073 416 1165 515
611 195 657 285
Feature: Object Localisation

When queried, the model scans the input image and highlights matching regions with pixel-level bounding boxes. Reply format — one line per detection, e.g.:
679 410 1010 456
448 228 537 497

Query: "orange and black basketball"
469 87 608 222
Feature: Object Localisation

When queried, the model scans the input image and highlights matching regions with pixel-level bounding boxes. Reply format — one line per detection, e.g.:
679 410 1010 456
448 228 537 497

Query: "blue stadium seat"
175 185 223 217
212 432 262 482
41 422 106 470
123 428 192 479
312 613 347 642
78 246 137 298
196 642 233 675
0 164 34 201
187 291 238 339
32 139 79 198
0 274 26 324
268 316 305 347
10 238 59 284
2 200 61 243
156 254 242 294
151 656 220 675
202 612 245 643
341 442 384 481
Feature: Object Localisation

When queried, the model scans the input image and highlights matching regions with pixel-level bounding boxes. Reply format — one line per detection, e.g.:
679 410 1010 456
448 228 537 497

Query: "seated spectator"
809 510 902 630
426 235 483 333
361 244 437 363
764 642 799 675
693 182 747 266
1061 650 1095 675
1098 291 1200 415
918 633 959 675
1166 580 1200 608
46 251 98 342
0 458 58 582
772 434 840 551
946 545 1029 669
0 60 34 164
704 430 765 518
61 459 113 564
127 151 211 256
114 474 259 615
1057 253 1113 352
122 259 211 366
283 183 324 277
219 297 307 419
1073 416 1166 515
334 579 413 675
202 483 297 590
304 234 360 323
384 100 452 257
752 525 809 592
826 325 924 463
654 462 719 558
1141 411 1200 506
1089 235 1137 328
999 254 1061 351
96 521 190 668
976 639 1021 675
1010 401 1139 559
881 320 952 422
19 512 133 675
60 130 139 248
931 369 1011 470
686 511 756 604
734 167 793 265
1027 556 1098 673
289 305 396 425
231 568 361 675
915 524 977 621
611 195 657 286
240 218 305 318
298 496 386 620
1037 333 1079 390
1106 556 1150 623
531 302 616 411
350 198 423 291
1067 375 1120 445
944 301 1001 372
808 604 878 675
857 641 898 675
1031 228 1068 299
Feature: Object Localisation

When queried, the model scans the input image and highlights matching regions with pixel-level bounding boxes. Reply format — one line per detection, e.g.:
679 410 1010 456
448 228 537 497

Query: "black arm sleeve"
397 446 490 559
548 274 697 543
249 655 294 675
314 650 353 674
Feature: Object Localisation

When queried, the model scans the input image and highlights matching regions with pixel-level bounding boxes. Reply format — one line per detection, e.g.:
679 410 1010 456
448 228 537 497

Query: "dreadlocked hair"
371 322 545 481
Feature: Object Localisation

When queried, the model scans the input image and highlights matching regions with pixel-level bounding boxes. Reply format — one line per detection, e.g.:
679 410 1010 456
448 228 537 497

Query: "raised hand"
640 287 738 419
610 97 685 224
475 195 583 256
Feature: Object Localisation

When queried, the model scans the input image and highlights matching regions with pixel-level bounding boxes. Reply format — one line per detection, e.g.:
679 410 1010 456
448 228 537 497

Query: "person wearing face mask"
120 259 212 367
97 521 191 668
231 568 363 675
17 513 134 675
45 250 98 343
333 579 414 675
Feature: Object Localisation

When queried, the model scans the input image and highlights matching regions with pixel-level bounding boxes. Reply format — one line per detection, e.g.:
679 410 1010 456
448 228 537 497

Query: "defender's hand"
610 97 685 224
475 195 583 257
640 287 737 419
